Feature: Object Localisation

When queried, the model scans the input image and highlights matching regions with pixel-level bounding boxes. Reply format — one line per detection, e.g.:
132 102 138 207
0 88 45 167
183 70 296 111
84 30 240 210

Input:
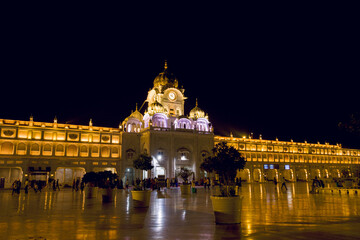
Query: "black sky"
1 4 359 148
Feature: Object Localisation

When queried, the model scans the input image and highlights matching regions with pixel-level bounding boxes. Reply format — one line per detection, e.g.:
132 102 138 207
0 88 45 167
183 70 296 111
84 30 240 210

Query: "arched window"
80 146 88 153
56 144 64 152
17 143 26 151
112 147 119 154
177 118 191 129
177 148 190 161
43 144 52 152
152 114 168 128
126 149 135 160
92 146 99 153
67 145 78 157
1 142 14 154
101 147 110 157
30 143 40 151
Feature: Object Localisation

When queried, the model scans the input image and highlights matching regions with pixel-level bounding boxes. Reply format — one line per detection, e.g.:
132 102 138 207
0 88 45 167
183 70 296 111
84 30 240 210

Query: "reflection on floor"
0 182 360 239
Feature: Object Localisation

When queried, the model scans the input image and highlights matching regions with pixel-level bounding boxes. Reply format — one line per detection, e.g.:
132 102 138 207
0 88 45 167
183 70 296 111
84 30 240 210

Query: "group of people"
11 179 64 195
11 179 22 195
12 179 48 194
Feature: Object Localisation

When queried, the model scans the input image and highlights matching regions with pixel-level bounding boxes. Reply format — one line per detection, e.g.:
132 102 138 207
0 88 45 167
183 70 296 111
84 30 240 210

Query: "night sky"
1 5 359 148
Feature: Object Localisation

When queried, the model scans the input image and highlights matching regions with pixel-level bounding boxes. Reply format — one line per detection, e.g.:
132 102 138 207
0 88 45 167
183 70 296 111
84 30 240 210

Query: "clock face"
168 92 176 101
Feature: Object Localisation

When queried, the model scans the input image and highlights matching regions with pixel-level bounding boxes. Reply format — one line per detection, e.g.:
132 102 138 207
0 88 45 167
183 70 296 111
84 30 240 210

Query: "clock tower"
145 61 186 117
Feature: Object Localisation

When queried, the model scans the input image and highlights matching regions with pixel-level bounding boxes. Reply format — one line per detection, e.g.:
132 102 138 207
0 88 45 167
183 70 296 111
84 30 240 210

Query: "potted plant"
82 171 99 198
131 153 154 207
97 171 118 203
200 141 246 224
176 167 194 195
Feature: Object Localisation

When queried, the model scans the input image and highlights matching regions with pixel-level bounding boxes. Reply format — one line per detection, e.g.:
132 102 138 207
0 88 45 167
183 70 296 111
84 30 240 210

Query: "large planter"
210 195 243 224
131 190 151 208
180 184 191 195
102 188 115 203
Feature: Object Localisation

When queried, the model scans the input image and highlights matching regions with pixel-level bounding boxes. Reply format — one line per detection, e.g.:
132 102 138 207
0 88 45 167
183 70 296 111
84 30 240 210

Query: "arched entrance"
283 169 295 182
311 169 321 179
267 169 278 182
331 169 340 178
253 169 262 182
237 169 251 182
55 167 85 186
297 169 308 181
0 167 23 188
124 167 135 186
323 169 329 178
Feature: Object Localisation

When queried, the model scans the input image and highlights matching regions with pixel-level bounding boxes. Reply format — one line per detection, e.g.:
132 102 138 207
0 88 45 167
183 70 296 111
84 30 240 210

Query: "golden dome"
153 60 178 91
122 104 143 125
130 104 143 120
189 99 206 119
147 101 167 116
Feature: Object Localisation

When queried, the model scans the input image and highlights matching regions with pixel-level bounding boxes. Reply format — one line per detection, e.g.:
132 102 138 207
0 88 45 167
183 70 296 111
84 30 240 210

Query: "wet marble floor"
1 182 360 239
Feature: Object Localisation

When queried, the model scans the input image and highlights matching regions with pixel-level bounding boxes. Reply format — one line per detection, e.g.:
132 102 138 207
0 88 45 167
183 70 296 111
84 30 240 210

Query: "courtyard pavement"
1 182 360 239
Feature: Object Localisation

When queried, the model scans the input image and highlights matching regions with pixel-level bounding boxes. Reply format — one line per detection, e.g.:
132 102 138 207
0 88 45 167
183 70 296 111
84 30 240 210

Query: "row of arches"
237 167 346 182
0 142 119 157
0 166 118 188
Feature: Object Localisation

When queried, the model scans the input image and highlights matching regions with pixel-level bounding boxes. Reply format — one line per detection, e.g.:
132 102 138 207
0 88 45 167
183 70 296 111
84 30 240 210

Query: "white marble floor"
1 182 360 239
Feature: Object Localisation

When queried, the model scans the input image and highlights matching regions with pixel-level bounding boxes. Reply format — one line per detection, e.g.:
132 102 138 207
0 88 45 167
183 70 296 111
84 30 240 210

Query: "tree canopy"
133 153 154 171
200 141 246 185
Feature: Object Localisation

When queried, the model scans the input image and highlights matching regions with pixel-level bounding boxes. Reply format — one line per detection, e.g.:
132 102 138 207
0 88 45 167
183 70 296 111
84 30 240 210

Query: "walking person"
281 177 288 191
16 180 21 194
34 182 38 193
75 179 80 191
11 180 17 195
56 179 60 191
166 178 170 189
52 179 56 191
125 179 129 190
274 177 278 189
204 178 208 190
24 179 29 194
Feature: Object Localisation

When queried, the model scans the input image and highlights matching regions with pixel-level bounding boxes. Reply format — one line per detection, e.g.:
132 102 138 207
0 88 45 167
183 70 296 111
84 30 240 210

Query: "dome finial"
196 98 198 107
135 103 138 111
164 60 168 70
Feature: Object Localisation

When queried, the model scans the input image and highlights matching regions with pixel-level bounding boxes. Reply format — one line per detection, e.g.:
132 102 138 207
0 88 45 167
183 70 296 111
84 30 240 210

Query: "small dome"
153 61 178 91
122 104 143 125
189 99 206 120
130 104 143 120
147 101 166 115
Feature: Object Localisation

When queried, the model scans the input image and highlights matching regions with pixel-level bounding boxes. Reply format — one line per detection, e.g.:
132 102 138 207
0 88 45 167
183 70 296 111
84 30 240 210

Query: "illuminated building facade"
0 62 214 188
0 62 359 188
215 136 360 182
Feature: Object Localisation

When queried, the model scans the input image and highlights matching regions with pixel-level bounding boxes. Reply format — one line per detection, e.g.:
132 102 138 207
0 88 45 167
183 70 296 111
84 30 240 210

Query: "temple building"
0 62 359 188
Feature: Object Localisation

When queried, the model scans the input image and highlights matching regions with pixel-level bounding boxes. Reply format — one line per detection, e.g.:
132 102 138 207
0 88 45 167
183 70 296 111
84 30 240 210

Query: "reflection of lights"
246 224 253 235
126 194 130 212
181 210 186 221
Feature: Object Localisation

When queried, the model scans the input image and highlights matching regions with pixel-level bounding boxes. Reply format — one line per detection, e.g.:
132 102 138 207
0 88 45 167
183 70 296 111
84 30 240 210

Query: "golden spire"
196 98 198 107
164 60 168 70
135 103 138 111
